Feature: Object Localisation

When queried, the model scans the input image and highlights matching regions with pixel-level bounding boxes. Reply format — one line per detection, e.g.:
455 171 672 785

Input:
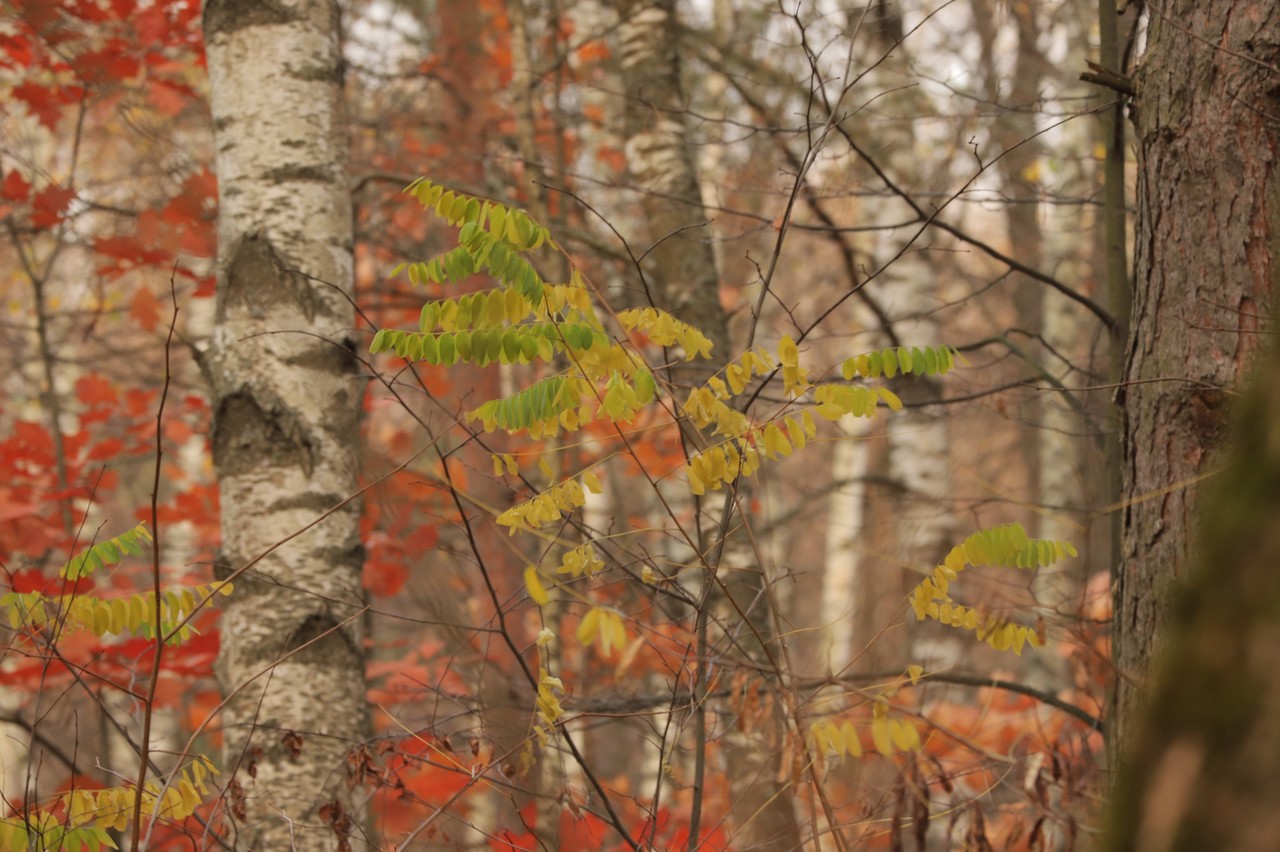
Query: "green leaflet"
371 325 606 366
61 522 153 580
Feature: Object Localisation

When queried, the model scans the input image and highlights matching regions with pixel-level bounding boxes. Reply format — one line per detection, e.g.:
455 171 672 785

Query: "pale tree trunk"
1034 86 1095 660
618 2 801 849
975 0 1091 686
1114 0 1279 760
866 8 957 669
822 417 873 674
203 2 368 848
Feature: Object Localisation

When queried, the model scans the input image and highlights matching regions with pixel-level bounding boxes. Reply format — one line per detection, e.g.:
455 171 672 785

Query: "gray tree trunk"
203 1 369 848
1114 0 1278 759
618 2 801 849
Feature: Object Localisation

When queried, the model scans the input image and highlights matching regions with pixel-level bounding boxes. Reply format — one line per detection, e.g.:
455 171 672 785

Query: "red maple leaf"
13 81 73 131
3 170 30 201
130 286 164 332
31 184 76 228
75 374 120 407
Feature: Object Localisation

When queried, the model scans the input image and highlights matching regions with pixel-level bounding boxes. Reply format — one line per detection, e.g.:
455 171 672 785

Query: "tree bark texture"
204 1 369 848
1107 314 1280 852
618 0 728 360
1114 0 1280 758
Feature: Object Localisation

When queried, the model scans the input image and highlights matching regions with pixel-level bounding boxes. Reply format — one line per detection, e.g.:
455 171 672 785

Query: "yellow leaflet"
725 364 747 395
871 717 894 756
582 470 604 494
890 719 921 752
577 607 599 645
688 465 707 496
906 664 923 685
784 416 807 450
810 719 837 755
777 335 799 367
762 423 791 458
597 609 626 658
841 721 863 757
524 567 549 606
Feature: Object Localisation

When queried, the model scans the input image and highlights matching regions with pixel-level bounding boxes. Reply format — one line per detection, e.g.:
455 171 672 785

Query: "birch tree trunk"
1114 0 1279 758
618 3 801 849
867 8 957 668
203 2 368 848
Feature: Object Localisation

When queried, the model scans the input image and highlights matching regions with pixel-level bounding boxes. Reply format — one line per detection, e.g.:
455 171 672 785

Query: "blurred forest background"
0 0 1248 849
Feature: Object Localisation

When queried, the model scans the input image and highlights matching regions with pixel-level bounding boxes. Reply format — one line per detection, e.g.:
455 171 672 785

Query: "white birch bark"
203 2 368 848
857 8 957 669
822 416 873 674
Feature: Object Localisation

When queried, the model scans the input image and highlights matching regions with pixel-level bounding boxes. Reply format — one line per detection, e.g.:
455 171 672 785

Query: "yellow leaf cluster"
492 453 520 476
809 718 863 758
776 335 810 396
497 477 588 532
870 716 922 756
684 413 816 495
813 385 902 420
540 277 597 323
682 387 750 438
723 347 776 395
616 307 713 360
533 668 565 746
0 755 219 849
577 606 627 658
809 713 920 760
556 544 603 579
599 371 648 423
687 441 759 495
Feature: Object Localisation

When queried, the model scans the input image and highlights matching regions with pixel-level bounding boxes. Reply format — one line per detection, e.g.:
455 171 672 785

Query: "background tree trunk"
618 3 801 849
1114 0 1279 759
204 1 369 848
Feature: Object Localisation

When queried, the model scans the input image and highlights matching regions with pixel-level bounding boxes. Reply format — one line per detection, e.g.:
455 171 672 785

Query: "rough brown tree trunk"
1107 311 1280 852
203 1 369 848
1113 0 1279 759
